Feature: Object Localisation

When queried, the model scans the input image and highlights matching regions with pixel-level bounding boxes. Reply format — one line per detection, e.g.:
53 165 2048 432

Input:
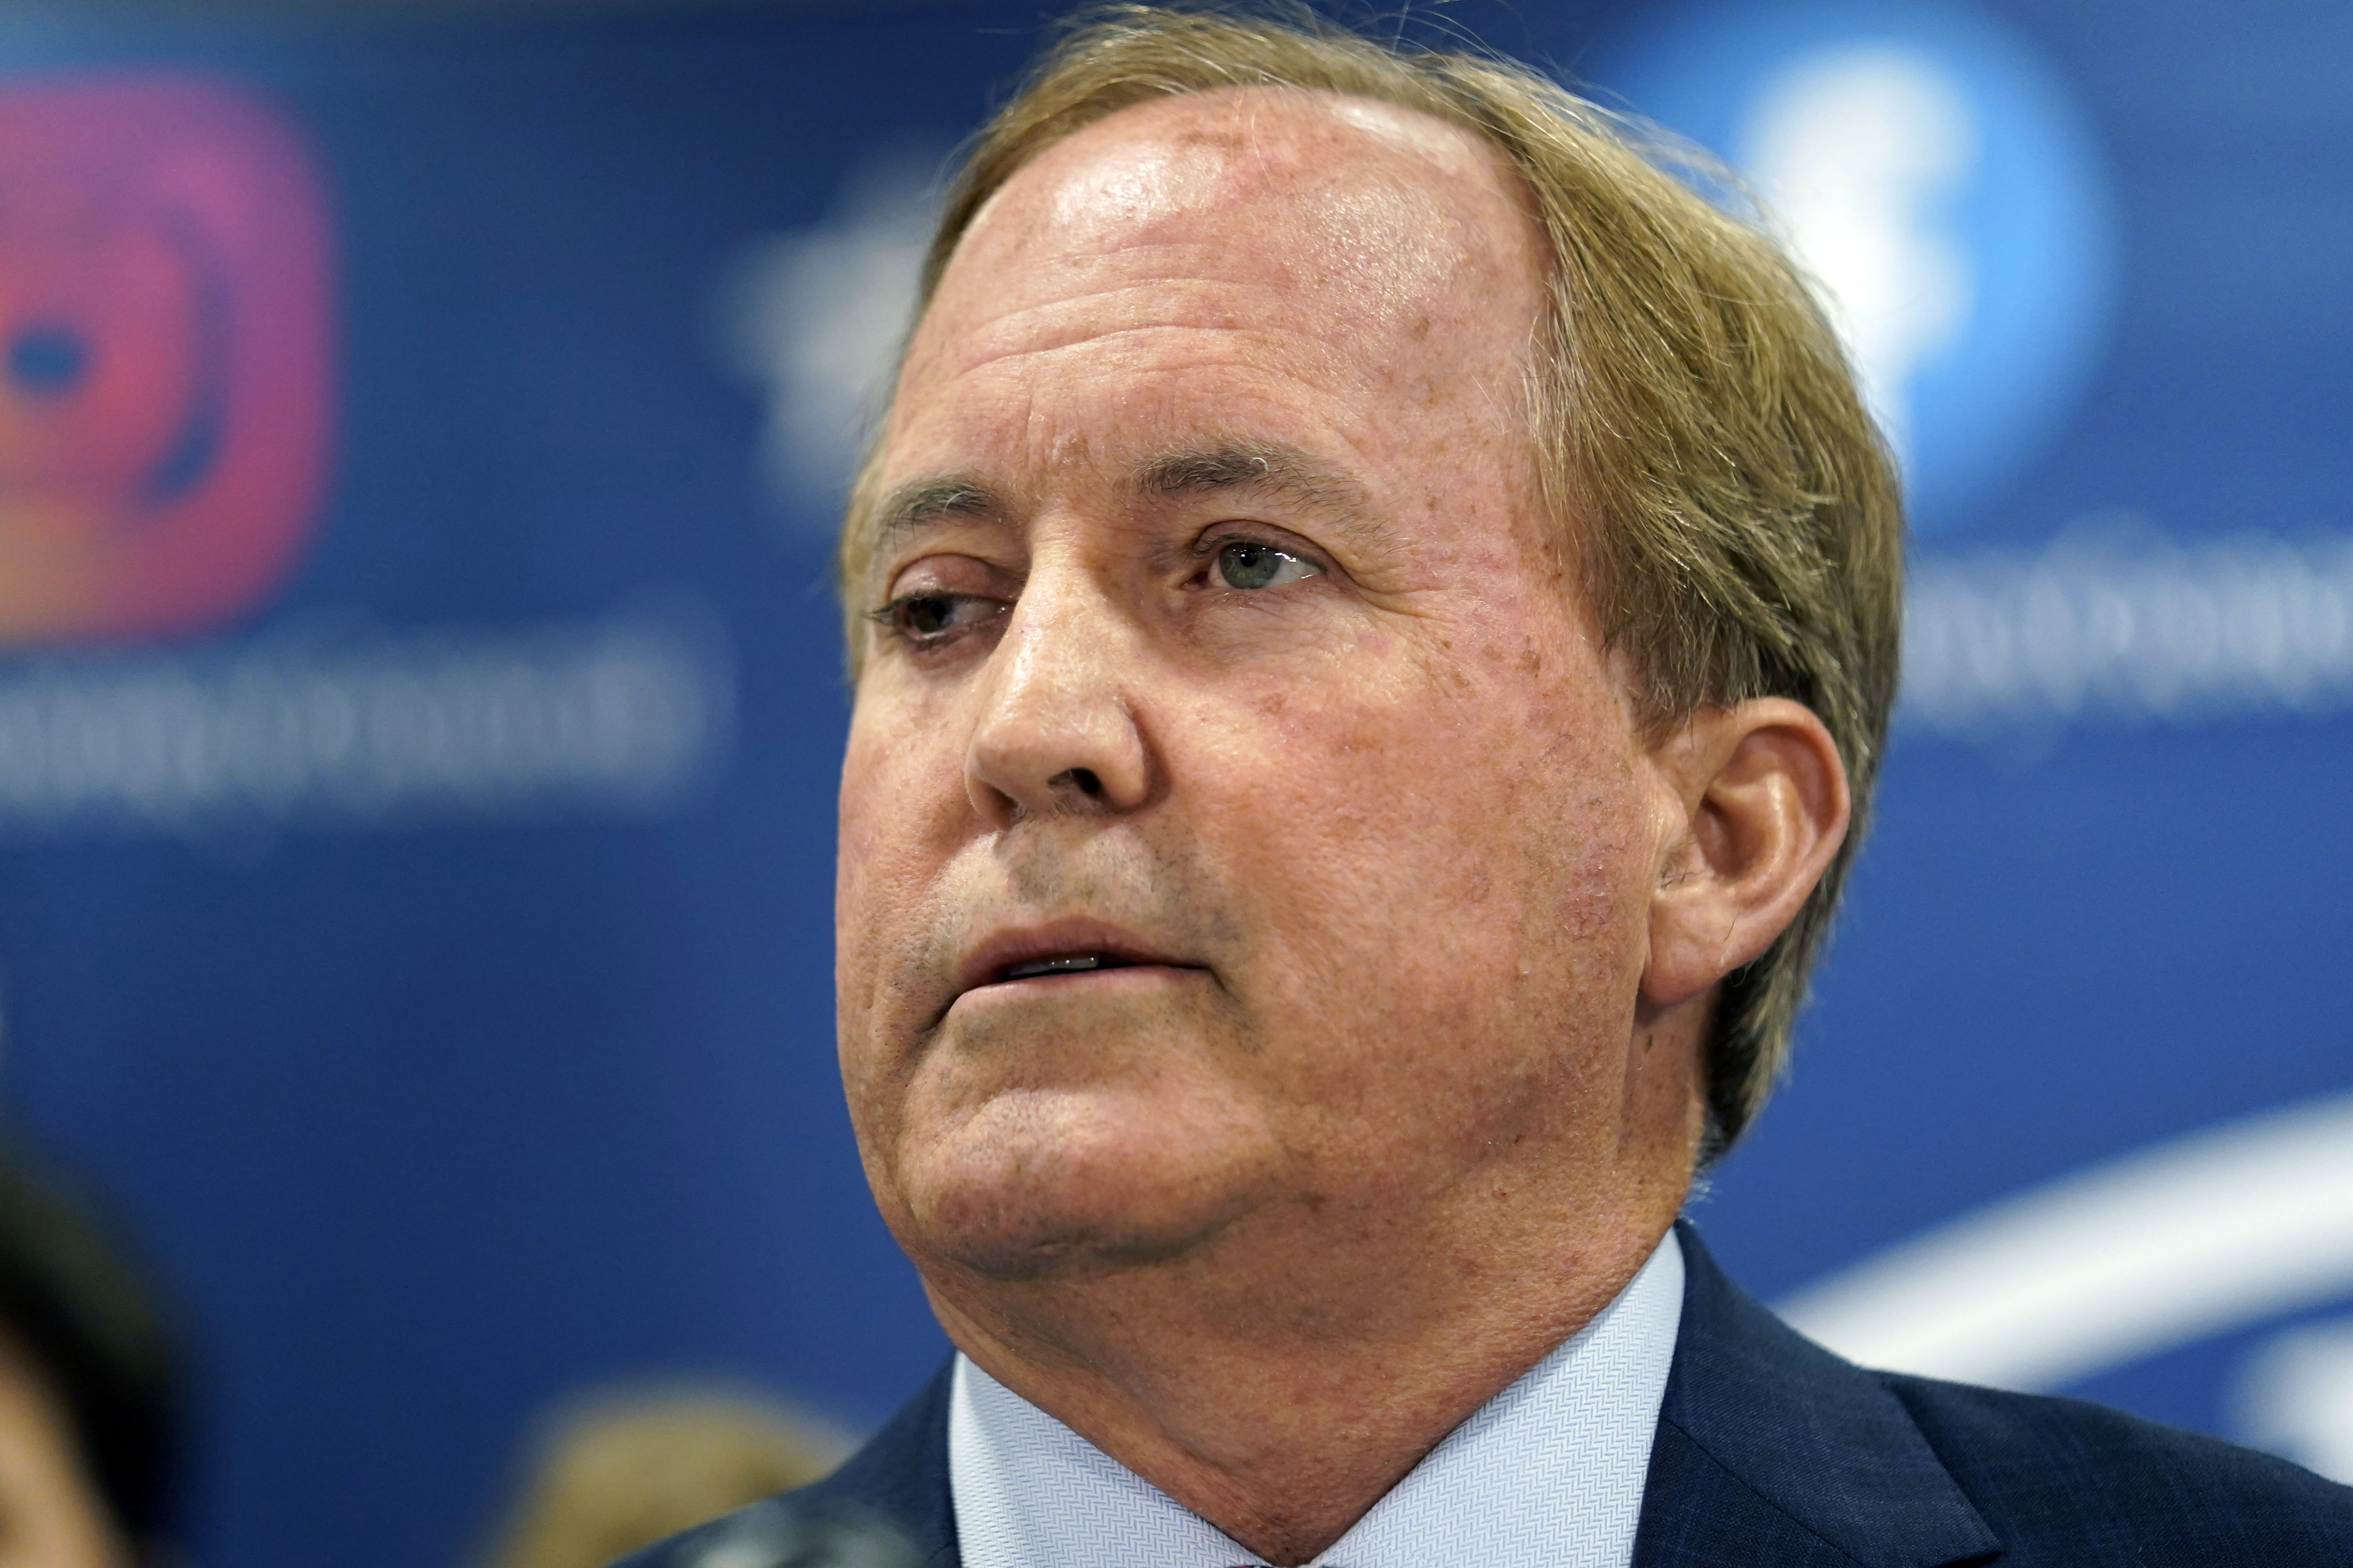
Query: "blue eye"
1215 540 1322 590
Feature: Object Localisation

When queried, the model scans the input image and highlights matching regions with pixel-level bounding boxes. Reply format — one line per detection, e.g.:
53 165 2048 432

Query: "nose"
964 570 1153 827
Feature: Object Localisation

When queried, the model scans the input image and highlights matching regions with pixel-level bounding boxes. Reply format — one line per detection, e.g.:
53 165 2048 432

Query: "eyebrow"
870 476 1004 549
864 440 1384 562
1134 440 1371 519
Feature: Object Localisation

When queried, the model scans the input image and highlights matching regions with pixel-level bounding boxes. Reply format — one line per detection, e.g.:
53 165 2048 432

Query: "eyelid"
1190 521 1343 581
881 549 1016 603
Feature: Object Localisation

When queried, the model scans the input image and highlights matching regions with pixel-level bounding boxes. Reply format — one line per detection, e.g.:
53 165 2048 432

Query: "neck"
923 1181 1686 1565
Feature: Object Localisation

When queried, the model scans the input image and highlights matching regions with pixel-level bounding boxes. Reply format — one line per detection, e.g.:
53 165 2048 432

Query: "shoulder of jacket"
1881 1371 2353 1559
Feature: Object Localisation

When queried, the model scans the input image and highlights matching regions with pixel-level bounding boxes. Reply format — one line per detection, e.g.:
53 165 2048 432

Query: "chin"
886 1086 1279 1282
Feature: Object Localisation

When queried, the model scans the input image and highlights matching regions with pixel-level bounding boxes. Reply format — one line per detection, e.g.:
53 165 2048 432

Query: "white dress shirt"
949 1227 1685 1568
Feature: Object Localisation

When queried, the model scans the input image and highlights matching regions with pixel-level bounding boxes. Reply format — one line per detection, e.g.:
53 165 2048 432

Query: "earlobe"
1639 699 1850 1010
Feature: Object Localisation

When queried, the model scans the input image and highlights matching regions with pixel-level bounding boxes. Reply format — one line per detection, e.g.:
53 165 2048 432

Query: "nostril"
1052 767 1105 798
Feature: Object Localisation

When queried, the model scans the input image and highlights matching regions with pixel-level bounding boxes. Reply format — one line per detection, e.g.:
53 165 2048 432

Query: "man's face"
837 90 1688 1295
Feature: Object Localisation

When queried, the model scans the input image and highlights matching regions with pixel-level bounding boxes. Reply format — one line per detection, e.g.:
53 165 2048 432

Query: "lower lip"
952 963 1200 1009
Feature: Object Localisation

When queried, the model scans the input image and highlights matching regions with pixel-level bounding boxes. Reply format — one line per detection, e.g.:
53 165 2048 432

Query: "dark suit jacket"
617 1223 2353 1566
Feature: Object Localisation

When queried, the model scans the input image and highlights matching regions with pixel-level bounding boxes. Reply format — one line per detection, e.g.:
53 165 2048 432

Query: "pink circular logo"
0 75 333 642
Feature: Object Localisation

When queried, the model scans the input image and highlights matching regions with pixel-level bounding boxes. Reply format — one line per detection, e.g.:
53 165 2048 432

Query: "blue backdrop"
0 3 2346 1565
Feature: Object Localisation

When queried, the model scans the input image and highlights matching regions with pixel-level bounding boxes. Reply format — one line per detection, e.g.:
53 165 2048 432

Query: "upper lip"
950 919 1203 1002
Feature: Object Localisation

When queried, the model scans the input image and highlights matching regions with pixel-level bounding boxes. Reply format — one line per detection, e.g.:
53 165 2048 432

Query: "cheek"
835 690 963 1070
1186 642 1652 1128
835 708 898 911
837 678 968 909
834 709 897 981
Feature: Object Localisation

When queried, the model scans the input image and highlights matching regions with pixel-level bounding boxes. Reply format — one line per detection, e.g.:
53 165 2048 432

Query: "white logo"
1600 0 2115 536
713 149 941 524
1778 1089 2353 1479
1740 45 1976 476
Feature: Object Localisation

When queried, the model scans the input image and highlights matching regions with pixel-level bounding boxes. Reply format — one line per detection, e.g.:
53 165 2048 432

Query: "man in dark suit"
624 6 2353 1564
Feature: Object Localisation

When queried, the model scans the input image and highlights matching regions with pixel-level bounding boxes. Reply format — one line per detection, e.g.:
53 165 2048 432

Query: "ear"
1641 699 1851 1011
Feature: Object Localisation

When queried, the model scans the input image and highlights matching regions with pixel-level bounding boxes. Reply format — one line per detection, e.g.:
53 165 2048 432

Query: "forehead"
972 85 1523 275
876 88 1547 494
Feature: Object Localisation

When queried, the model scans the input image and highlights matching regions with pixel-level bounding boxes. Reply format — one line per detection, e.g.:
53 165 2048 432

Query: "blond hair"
841 4 1904 1155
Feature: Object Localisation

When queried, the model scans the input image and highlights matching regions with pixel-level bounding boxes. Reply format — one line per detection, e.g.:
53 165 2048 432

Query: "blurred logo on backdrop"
1598 0 2116 538
1778 1089 2353 1481
712 146 943 526
1602 1 2353 739
0 602 735 839
0 76 330 643
0 75 733 841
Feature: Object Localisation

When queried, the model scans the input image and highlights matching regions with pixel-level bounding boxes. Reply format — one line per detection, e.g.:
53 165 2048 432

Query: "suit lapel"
795 1360 962 1567
1635 1223 2000 1568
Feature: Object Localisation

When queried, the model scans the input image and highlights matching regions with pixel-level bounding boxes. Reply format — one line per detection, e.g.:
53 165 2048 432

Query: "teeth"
1003 953 1111 981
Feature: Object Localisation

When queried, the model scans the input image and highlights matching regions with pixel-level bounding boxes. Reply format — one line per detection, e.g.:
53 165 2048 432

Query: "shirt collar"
949 1227 1684 1568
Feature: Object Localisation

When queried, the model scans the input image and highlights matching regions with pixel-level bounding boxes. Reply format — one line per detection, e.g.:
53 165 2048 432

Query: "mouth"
948 922 1206 1011
996 952 1141 982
